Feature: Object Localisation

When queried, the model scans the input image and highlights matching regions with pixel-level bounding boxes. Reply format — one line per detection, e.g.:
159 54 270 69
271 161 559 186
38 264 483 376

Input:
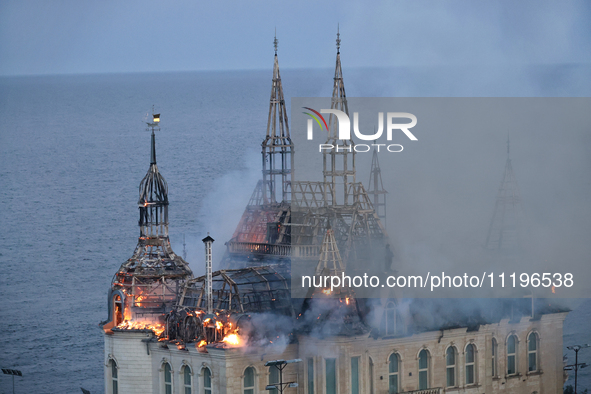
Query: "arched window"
418 349 430 390
203 368 212 394
446 347 456 387
244 367 255 394
491 338 498 377
388 353 399 393
109 359 118 394
269 364 279 394
528 332 539 372
385 302 404 335
507 335 518 375
182 365 192 394
465 344 476 384
113 295 123 326
163 363 172 394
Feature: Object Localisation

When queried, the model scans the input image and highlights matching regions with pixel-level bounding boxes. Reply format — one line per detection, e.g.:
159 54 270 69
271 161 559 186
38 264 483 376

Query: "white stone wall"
296 311 567 394
104 311 566 394
148 342 300 394
104 331 155 394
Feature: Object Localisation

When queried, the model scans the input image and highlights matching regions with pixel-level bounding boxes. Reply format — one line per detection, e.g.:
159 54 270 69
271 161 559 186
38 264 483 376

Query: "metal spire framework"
222 36 293 265
315 224 345 276
223 30 388 274
367 142 388 225
485 136 523 252
292 28 387 259
324 27 355 206
261 32 294 205
110 112 192 317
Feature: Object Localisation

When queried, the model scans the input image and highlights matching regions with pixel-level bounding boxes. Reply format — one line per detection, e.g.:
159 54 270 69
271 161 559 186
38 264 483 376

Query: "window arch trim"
506 333 519 376
444 345 457 388
107 356 119 394
180 363 193 394
417 348 431 390
161 361 173 394
464 342 477 385
243 366 257 394
201 366 213 394
388 352 401 393
526 330 540 373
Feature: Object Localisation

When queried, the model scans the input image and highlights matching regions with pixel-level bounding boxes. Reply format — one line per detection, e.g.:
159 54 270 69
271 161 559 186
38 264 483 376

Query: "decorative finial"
336 24 341 53
146 106 160 165
274 28 278 55
150 125 157 164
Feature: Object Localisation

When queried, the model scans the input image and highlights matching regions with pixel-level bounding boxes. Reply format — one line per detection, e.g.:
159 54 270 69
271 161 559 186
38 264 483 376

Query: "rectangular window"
529 353 537 372
308 358 314 394
351 357 359 394
326 358 337 394
507 355 516 375
446 367 455 387
466 365 474 384
419 371 427 390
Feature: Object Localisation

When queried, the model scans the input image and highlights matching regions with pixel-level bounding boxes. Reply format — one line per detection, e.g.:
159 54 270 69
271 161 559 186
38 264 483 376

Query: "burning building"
101 33 568 394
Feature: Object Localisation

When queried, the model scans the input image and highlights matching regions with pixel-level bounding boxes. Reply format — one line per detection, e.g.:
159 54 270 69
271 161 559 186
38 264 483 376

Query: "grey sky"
1 0 590 76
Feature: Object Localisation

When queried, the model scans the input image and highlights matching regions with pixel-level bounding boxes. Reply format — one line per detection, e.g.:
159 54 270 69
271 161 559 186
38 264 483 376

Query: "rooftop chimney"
202 234 215 315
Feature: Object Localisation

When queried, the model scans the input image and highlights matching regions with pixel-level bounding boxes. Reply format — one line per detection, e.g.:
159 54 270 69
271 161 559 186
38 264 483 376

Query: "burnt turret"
102 112 192 333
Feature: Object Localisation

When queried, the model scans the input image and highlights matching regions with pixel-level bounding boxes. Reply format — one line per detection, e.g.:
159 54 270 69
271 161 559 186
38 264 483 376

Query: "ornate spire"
324 26 355 206
261 33 293 204
139 118 168 239
109 112 191 324
485 135 523 252
120 112 191 278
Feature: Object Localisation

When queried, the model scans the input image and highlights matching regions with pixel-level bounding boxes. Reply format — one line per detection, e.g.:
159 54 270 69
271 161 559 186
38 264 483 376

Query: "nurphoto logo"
303 107 418 153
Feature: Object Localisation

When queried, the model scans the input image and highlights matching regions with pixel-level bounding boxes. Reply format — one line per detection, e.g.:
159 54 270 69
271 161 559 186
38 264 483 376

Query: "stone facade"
103 311 566 394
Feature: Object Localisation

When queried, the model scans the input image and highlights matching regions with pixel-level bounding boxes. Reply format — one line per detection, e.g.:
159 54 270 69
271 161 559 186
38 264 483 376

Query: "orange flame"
222 333 241 346
116 319 165 336
197 340 207 348
322 289 332 295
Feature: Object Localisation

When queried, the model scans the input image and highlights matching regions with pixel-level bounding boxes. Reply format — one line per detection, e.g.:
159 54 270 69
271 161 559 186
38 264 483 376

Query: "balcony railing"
227 242 290 256
399 388 443 394
227 242 321 258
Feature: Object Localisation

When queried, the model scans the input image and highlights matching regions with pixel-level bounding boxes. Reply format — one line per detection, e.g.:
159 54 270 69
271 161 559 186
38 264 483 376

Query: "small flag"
153 114 160 123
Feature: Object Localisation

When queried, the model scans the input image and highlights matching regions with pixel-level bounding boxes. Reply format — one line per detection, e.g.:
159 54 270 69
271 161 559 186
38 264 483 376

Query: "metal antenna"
274 29 278 55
